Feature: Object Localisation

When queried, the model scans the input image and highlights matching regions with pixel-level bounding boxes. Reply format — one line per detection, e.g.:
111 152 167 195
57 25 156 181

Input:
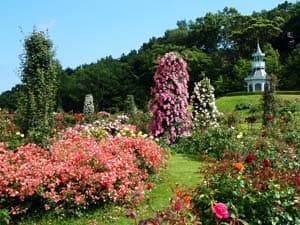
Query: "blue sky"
0 0 297 93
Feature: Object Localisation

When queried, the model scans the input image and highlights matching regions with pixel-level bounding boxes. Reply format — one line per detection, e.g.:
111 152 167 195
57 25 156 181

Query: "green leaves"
16 30 58 147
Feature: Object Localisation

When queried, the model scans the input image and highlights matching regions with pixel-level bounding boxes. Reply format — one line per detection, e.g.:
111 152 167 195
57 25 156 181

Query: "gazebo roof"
252 42 265 57
245 69 267 81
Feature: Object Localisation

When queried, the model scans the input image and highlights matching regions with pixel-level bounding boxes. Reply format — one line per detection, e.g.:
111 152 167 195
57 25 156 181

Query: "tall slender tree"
17 30 58 146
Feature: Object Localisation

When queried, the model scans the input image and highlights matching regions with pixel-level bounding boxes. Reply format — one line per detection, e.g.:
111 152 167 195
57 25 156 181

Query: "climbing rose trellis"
150 52 190 144
190 77 219 129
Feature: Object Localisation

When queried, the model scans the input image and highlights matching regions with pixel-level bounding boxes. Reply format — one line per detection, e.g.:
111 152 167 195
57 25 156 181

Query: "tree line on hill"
0 1 300 113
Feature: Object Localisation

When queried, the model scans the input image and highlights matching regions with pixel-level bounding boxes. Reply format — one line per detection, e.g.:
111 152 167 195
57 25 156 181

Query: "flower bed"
0 127 166 218
191 122 300 224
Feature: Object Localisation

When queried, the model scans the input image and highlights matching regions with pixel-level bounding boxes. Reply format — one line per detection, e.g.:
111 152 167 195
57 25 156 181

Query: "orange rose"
183 195 190 204
176 190 182 197
234 162 244 171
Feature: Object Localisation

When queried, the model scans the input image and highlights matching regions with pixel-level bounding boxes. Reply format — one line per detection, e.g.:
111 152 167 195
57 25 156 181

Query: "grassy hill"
216 94 300 114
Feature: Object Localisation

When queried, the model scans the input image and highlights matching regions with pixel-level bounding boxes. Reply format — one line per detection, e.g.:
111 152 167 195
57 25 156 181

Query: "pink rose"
174 201 183 212
212 202 229 219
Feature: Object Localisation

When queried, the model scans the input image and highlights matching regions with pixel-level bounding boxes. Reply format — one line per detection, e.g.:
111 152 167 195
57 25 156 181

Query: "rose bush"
190 112 300 224
0 127 166 219
150 52 191 144
127 186 200 225
193 155 300 224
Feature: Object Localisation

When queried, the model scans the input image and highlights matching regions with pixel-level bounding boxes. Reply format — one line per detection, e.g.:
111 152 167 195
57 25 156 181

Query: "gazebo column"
252 82 255 92
261 82 265 92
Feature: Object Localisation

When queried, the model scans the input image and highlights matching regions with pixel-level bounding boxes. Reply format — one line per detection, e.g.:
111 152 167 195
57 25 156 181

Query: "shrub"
150 52 190 144
249 104 261 113
235 103 251 110
190 77 219 129
193 158 300 225
124 95 137 117
0 208 10 225
126 185 200 225
0 128 166 218
174 126 241 159
224 112 240 127
127 110 151 134
16 30 58 147
0 109 21 143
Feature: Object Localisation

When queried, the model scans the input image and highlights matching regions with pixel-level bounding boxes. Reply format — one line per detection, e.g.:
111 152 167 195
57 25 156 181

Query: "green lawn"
216 94 300 113
18 154 203 225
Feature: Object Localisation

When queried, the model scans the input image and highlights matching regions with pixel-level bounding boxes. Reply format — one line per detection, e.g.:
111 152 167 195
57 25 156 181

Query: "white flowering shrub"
190 77 219 129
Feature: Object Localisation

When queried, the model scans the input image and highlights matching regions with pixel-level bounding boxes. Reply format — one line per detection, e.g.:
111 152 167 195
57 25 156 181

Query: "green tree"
182 47 212 91
59 57 137 113
230 16 284 56
0 85 23 112
16 30 58 146
263 43 282 75
232 58 252 92
189 7 240 52
163 20 190 46
281 43 300 89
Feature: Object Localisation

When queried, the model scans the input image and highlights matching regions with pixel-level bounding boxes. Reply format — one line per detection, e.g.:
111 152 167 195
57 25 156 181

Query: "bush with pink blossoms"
0 128 166 219
150 52 191 144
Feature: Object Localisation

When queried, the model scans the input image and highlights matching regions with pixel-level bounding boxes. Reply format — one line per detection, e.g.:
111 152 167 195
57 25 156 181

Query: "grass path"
19 154 203 225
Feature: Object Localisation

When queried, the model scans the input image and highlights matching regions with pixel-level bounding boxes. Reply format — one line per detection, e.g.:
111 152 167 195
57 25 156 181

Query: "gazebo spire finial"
257 39 263 55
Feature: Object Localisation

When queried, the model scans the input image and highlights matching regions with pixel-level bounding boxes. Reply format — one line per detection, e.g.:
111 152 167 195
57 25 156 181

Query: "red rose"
263 159 271 167
245 154 256 163
146 182 153 190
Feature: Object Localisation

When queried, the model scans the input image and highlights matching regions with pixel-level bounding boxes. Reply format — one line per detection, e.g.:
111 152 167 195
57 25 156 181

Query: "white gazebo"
245 42 267 92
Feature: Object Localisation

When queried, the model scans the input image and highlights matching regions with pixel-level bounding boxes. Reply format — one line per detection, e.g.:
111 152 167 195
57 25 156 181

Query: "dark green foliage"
0 85 23 112
230 15 284 57
0 207 10 225
16 30 58 147
124 94 137 116
58 57 137 113
127 111 151 134
282 44 300 90
173 126 240 159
